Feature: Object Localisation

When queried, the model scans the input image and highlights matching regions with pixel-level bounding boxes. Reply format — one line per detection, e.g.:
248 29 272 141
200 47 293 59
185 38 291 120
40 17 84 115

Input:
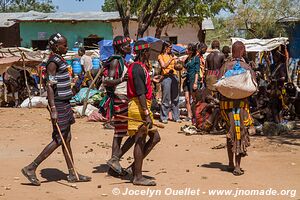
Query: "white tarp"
231 37 289 52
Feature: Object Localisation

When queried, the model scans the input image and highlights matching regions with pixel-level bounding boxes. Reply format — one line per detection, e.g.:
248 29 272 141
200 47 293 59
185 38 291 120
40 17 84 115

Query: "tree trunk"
122 18 130 37
155 25 164 39
197 21 206 43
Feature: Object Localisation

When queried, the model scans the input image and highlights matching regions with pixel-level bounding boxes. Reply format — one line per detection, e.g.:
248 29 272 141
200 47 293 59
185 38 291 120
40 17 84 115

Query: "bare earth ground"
0 108 300 200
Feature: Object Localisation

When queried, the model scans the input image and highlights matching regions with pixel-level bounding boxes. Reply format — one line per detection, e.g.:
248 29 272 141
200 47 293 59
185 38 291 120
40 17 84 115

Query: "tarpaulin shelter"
231 37 292 81
231 37 289 52
0 47 45 74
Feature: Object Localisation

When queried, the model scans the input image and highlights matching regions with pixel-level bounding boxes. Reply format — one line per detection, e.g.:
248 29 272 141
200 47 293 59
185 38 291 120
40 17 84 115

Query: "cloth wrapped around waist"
205 70 220 91
128 97 155 136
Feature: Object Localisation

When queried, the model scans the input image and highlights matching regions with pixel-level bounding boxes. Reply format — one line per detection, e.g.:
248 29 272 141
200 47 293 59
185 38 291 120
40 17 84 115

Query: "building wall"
112 20 201 44
0 23 20 47
19 21 114 48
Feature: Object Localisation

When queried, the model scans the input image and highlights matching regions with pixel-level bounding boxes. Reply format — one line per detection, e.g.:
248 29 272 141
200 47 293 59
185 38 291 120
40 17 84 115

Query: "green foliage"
101 0 117 12
229 0 300 38
0 0 56 12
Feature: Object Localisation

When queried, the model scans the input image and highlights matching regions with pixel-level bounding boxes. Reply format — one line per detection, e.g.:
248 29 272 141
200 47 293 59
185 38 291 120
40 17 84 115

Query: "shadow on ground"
266 132 300 147
40 168 68 183
201 162 231 173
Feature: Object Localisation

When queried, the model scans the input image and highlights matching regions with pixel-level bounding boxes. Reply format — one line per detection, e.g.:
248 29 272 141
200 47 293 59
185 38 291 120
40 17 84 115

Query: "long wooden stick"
82 67 104 116
47 105 80 181
115 114 165 129
20 51 32 108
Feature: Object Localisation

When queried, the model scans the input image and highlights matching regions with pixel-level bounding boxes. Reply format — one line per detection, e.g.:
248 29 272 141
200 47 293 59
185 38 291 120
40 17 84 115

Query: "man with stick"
21 33 91 186
99 36 135 175
126 40 161 186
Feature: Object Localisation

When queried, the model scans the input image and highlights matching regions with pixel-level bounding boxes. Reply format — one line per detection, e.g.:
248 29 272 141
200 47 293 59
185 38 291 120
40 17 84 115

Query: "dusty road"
0 108 299 200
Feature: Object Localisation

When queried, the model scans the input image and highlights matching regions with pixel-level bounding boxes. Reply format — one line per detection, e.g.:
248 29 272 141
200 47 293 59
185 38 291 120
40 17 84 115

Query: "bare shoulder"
47 62 57 73
240 61 251 70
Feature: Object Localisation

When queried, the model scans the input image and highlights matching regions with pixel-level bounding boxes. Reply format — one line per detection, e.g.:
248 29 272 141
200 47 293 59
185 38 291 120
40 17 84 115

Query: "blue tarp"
98 40 114 62
98 40 133 62
172 45 186 54
138 36 161 43
98 37 186 61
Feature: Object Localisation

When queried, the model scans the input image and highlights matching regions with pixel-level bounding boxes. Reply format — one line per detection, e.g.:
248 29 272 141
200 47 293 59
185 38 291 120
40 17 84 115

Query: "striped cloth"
220 99 252 157
127 97 155 136
112 96 128 137
52 100 75 144
47 54 73 101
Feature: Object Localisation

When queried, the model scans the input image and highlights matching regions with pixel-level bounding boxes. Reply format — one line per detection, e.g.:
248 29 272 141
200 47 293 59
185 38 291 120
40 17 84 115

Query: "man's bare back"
206 51 225 71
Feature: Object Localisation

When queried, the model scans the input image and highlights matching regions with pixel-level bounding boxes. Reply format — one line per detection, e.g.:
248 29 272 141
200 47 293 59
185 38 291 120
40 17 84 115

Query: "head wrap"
134 42 150 52
49 33 63 45
113 36 131 46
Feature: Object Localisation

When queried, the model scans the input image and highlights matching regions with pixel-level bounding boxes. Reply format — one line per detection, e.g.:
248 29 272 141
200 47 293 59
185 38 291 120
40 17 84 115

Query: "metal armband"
104 77 114 81
46 75 58 87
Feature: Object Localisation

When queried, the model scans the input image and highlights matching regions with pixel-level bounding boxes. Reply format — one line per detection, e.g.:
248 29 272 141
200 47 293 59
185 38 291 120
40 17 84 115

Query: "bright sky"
52 0 105 12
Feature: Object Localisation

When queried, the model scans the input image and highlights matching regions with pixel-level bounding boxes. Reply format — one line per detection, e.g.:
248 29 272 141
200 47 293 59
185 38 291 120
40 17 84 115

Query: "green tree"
102 0 182 38
179 0 234 42
0 0 56 12
229 0 300 38
101 0 117 12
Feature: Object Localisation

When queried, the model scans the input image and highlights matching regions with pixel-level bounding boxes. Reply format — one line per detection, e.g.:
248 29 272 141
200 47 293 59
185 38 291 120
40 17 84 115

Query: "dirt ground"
0 108 300 200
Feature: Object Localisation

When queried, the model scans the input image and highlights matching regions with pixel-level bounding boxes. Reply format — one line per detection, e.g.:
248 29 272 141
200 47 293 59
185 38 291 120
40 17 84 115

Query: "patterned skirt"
112 95 128 137
220 99 252 157
52 100 75 144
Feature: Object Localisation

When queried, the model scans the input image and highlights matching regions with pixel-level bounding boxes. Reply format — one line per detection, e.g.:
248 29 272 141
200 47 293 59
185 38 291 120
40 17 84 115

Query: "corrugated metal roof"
1 10 214 30
0 11 122 27
9 10 121 22
0 12 28 27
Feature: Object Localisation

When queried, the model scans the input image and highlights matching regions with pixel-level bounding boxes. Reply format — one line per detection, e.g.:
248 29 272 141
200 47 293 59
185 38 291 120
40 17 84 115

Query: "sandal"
67 174 92 183
226 166 235 172
107 156 122 175
133 177 156 186
232 168 244 176
21 167 41 186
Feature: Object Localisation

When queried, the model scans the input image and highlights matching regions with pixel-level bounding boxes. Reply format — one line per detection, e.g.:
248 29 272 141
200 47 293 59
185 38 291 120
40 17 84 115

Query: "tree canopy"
221 0 300 39
0 0 56 12
101 0 234 40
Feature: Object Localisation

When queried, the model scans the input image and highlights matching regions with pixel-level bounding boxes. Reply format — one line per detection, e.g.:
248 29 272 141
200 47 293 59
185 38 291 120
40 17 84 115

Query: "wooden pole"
39 66 42 97
81 67 104 116
115 114 165 129
20 51 32 108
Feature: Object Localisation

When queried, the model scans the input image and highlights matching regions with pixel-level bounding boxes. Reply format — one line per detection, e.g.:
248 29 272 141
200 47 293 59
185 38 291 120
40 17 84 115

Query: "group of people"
21 33 160 186
22 30 278 189
158 39 255 176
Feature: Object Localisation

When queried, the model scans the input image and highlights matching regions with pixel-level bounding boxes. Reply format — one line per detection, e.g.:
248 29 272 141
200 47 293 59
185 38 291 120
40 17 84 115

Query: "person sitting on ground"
21 33 91 186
